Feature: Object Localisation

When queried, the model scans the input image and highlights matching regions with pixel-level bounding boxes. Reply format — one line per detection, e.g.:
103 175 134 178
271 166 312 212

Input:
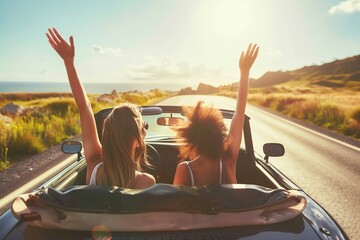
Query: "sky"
0 0 359 87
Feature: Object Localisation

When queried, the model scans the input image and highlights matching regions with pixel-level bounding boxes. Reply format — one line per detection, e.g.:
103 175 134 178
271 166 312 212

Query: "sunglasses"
143 121 149 130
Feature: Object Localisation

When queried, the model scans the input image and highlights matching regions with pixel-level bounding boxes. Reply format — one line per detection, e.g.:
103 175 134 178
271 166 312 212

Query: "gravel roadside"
0 135 82 200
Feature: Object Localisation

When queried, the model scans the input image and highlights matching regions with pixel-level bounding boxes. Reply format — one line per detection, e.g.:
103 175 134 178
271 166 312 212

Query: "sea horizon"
0 81 195 94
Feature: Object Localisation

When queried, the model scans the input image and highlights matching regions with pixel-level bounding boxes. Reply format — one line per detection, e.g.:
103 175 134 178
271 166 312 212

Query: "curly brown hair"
176 101 229 161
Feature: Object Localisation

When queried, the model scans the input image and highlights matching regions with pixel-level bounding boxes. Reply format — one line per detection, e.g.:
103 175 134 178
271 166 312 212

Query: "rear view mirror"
157 117 184 126
263 143 285 164
62 140 83 160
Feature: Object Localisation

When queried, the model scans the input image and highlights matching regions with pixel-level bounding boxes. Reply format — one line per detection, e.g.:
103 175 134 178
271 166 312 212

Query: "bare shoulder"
176 161 188 168
133 172 156 189
175 162 189 176
173 162 189 185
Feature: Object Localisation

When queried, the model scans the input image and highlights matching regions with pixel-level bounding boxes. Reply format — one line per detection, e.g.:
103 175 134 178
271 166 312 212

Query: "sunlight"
210 1 254 36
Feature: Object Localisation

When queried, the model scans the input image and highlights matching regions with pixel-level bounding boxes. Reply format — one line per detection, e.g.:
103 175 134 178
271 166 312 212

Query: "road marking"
0 155 77 209
248 105 360 152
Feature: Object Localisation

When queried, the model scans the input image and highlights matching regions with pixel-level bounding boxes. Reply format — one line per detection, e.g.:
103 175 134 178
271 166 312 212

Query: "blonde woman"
46 28 155 188
173 43 259 186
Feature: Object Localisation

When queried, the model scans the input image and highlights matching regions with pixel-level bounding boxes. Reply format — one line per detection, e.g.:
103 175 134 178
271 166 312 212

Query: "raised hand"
239 43 259 73
46 27 103 183
46 28 75 63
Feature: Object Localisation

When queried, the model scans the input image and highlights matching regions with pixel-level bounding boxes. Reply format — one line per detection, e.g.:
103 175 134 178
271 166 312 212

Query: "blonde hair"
176 101 229 161
96 103 148 187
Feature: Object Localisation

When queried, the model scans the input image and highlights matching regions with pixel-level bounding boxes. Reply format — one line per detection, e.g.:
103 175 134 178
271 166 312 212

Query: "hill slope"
250 54 360 89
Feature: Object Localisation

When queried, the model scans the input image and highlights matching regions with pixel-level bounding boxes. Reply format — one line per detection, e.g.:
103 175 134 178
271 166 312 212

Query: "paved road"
159 95 360 239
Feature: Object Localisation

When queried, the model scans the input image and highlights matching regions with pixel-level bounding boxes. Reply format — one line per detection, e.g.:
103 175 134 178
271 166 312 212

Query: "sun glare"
210 1 253 36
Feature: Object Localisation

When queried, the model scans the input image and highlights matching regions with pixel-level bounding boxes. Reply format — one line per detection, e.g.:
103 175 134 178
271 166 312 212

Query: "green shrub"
0 90 170 165
6 113 70 157
90 100 103 113
315 105 345 129
287 101 307 119
63 112 81 136
341 121 360 138
0 160 10 170
351 107 360 122
123 92 148 105
276 97 304 113
260 96 276 108
8 129 45 156
0 120 10 165
230 89 359 140
147 89 166 99
45 99 77 116
301 102 320 122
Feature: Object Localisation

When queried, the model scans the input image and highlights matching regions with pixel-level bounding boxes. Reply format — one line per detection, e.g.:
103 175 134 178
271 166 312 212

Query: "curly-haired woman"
173 43 259 186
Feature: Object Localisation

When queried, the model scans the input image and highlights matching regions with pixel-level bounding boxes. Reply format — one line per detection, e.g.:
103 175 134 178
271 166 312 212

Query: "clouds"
88 44 222 84
126 56 221 82
329 0 360 14
267 47 282 57
92 44 123 57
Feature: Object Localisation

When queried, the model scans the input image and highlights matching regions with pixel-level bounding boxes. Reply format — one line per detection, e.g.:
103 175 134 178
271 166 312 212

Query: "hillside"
249 54 360 90
216 54 360 141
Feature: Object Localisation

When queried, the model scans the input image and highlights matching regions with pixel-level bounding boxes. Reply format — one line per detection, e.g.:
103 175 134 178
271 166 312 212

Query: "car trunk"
5 214 321 240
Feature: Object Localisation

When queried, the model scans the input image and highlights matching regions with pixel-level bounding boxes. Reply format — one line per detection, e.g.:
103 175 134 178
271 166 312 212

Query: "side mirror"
263 143 285 164
157 117 184 126
62 140 83 160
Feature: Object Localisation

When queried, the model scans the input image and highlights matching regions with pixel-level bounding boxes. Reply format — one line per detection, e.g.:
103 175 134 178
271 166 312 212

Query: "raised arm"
46 28 102 183
227 43 259 162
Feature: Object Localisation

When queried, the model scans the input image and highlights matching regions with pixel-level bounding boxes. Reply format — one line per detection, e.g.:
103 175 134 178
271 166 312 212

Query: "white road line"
0 155 77 209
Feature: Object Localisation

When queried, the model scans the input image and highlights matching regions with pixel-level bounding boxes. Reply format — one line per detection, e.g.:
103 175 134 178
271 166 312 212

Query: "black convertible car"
0 105 348 239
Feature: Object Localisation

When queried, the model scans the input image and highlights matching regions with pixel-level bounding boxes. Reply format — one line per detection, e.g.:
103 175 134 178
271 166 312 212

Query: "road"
159 95 360 239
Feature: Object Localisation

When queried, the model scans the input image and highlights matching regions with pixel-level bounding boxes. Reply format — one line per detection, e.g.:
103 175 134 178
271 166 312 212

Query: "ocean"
0 82 194 94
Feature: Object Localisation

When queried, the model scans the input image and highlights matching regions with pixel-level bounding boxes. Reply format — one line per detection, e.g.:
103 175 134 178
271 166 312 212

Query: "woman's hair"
176 101 228 161
96 103 148 187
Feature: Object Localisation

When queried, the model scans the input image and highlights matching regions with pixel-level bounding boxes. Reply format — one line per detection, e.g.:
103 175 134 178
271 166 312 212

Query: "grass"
0 90 169 170
0 120 10 170
218 85 360 140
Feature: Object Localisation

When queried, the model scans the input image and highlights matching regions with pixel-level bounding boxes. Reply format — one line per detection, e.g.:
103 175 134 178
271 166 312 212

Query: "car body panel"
2 214 321 240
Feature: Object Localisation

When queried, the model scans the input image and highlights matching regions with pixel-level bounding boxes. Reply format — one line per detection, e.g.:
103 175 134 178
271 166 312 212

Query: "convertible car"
0 105 348 239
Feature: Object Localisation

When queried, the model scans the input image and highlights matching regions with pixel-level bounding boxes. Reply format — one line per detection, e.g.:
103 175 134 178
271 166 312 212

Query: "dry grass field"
0 90 170 170
218 85 360 140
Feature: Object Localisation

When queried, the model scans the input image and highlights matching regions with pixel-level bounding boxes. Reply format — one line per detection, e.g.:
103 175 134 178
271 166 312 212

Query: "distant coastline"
0 81 194 94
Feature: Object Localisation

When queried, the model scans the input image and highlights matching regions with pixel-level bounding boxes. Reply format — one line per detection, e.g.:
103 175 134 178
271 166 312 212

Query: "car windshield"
143 113 184 139
143 112 245 149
